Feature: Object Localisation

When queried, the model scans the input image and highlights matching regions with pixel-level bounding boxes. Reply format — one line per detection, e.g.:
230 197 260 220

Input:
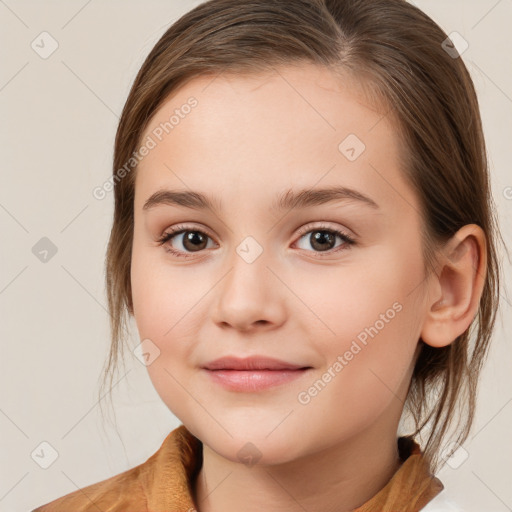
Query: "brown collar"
140 426 443 512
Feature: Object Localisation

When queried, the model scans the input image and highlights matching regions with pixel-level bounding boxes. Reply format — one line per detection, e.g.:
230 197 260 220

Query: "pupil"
312 231 334 251
184 231 206 251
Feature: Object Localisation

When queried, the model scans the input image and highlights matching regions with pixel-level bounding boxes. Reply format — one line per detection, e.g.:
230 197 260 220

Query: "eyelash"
156 223 356 260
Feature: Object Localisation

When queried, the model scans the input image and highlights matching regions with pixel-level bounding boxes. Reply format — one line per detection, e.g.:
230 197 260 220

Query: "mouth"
201 356 312 392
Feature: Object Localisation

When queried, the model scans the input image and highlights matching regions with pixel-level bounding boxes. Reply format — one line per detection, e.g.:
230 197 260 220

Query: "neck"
193 421 402 512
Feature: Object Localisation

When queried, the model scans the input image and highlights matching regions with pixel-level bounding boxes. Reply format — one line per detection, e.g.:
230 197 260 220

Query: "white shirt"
421 489 464 511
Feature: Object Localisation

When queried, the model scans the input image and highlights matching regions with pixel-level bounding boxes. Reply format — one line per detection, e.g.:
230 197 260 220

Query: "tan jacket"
32 425 444 511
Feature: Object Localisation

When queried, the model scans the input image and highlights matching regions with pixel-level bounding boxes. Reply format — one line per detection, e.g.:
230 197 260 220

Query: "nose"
210 248 286 333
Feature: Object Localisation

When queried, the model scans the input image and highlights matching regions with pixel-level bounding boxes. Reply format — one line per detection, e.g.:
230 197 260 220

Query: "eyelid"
157 223 217 246
160 222 216 238
158 221 355 243
294 221 355 240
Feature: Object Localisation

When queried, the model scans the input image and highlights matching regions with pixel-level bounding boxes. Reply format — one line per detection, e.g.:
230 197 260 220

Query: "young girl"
33 0 505 510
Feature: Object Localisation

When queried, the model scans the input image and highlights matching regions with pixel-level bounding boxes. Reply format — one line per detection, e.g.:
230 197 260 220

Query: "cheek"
131 267 196 422
297 245 424 406
131 239 204 339
292 257 416 349
130 242 211 417
295 299 420 445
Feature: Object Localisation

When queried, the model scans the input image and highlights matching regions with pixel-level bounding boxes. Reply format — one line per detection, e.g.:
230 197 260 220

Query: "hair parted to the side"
97 0 507 473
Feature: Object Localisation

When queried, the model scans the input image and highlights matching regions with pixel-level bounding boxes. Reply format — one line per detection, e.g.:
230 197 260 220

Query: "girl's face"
131 62 431 464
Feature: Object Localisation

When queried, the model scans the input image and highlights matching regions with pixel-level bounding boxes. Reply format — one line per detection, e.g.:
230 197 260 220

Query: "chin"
191 421 306 466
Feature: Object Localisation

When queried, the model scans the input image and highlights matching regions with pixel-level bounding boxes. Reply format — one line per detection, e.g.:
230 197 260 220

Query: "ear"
420 224 487 348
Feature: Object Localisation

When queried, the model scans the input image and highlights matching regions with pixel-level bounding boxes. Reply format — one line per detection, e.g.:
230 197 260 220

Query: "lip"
201 356 312 392
203 356 308 371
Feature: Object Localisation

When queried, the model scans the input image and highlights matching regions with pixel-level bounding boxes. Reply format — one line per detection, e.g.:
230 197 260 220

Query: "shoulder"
30 425 199 512
30 464 147 512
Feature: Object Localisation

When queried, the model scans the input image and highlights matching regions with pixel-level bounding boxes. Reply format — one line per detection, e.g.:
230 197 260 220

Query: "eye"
293 223 356 256
156 224 216 259
157 222 356 259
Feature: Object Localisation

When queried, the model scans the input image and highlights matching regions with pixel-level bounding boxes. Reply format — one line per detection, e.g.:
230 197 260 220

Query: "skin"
130 62 487 512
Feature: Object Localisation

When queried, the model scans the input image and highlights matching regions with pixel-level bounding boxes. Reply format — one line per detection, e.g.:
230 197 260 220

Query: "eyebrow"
142 186 380 213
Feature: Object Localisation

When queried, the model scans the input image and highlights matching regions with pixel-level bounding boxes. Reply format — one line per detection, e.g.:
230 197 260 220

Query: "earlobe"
420 224 487 349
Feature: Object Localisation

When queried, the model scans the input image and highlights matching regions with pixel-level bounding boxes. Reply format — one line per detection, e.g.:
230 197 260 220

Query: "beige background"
0 1 511 510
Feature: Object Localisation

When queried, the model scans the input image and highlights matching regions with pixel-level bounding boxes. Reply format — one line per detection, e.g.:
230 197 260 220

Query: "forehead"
134 62 414 216
141 62 390 142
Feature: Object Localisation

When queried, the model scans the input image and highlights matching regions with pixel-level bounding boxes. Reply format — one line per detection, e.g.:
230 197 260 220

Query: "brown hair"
98 0 507 473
